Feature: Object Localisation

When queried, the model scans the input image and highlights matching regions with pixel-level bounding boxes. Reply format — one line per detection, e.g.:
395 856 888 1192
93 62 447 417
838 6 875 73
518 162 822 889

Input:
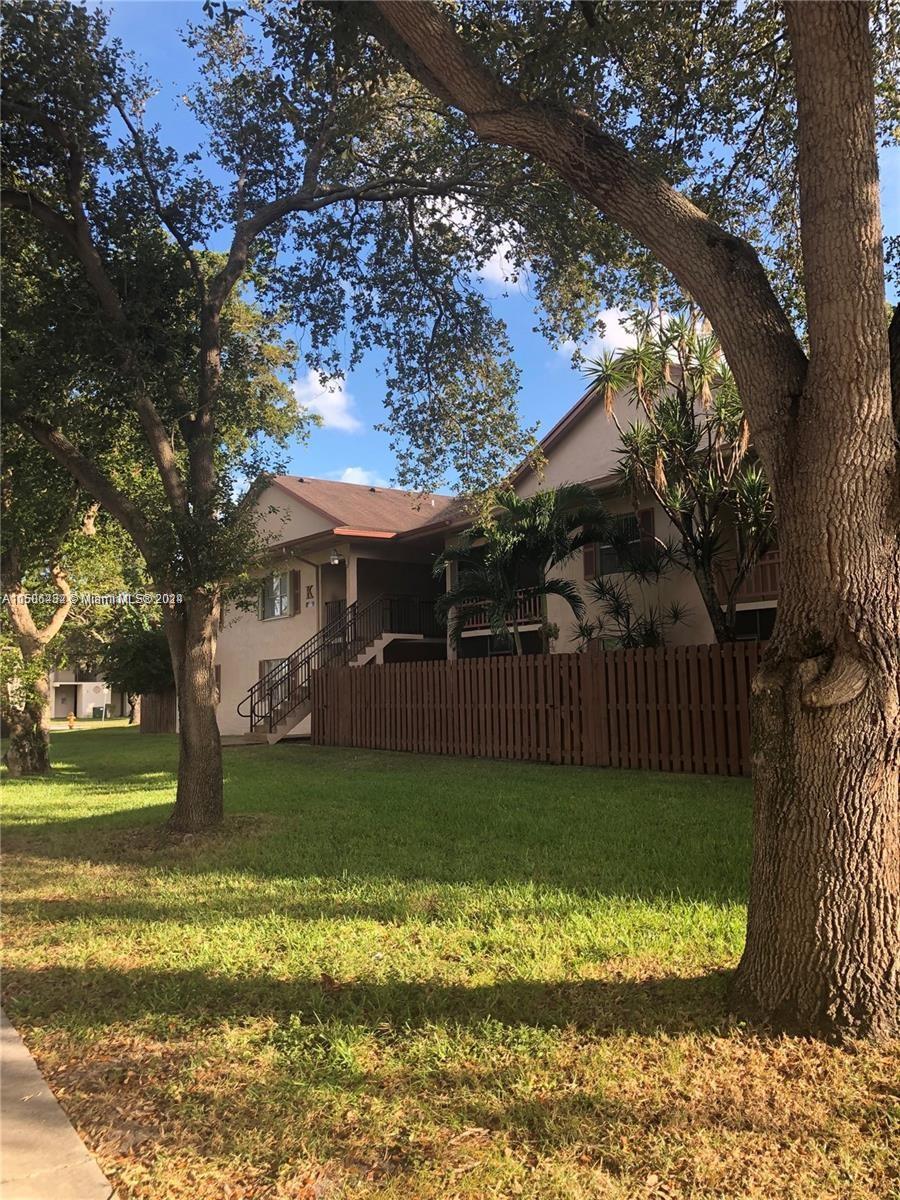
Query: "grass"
2 729 896 1200
48 716 133 731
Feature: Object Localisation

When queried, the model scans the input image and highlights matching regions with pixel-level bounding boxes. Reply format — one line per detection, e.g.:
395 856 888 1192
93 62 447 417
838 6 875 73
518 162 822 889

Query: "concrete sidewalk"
1 1010 116 1200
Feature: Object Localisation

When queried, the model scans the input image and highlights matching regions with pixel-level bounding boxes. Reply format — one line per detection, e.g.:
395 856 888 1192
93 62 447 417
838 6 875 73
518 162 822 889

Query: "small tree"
100 623 174 703
436 483 608 652
0 426 135 774
584 309 774 643
2 0 543 831
578 538 689 650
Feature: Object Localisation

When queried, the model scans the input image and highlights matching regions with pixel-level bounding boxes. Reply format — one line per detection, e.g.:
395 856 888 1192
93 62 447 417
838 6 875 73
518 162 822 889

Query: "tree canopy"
100 623 174 698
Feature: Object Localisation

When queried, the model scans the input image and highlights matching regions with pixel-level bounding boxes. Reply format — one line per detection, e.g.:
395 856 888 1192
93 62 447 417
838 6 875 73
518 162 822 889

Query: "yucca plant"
435 483 609 654
584 307 775 642
572 529 689 650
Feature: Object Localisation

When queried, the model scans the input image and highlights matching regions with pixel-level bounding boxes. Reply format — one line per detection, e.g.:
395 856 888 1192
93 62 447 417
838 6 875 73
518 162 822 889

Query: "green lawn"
2 730 896 1200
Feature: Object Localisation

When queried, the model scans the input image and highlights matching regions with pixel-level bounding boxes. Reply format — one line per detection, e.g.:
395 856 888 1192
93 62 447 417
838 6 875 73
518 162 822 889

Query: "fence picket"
309 645 761 776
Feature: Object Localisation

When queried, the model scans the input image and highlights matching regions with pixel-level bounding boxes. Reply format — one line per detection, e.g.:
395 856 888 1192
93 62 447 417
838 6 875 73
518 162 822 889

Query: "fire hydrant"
66 711 76 730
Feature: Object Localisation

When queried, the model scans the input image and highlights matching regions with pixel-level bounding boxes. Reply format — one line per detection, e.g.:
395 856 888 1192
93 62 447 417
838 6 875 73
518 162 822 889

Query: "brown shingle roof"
272 476 457 535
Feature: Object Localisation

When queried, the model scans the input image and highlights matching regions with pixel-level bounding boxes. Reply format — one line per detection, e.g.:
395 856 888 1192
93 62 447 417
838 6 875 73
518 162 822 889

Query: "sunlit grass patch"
2 730 895 1199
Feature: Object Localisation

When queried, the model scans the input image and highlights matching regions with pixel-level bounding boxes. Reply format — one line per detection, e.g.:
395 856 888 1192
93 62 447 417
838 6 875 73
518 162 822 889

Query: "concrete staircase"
236 595 441 745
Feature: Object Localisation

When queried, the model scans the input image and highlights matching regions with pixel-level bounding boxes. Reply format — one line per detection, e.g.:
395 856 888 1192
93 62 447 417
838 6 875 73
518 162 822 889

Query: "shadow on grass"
2 962 732 1038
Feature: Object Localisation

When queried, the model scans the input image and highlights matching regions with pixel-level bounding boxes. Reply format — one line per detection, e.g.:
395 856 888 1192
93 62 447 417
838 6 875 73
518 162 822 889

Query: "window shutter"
214 665 221 703
291 568 302 615
583 542 597 579
638 508 655 543
259 660 267 682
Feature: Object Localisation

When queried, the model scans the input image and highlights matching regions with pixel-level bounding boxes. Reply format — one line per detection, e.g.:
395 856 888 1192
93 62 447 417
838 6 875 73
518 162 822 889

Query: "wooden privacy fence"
140 690 177 733
311 643 763 776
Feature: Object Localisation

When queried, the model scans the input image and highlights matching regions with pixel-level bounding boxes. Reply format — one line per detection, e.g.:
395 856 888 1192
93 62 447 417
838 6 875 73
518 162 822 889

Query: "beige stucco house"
49 670 127 720
215 386 778 740
215 477 461 738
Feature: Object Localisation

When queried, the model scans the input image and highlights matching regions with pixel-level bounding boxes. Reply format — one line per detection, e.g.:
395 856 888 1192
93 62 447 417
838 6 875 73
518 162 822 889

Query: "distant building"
49 670 128 720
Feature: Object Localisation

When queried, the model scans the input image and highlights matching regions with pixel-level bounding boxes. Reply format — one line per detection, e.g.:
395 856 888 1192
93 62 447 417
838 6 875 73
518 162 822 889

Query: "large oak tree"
1 1 548 830
351 0 900 1041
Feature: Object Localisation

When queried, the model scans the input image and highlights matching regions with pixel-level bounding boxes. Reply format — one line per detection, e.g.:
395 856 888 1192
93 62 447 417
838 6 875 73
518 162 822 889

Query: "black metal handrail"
237 594 441 732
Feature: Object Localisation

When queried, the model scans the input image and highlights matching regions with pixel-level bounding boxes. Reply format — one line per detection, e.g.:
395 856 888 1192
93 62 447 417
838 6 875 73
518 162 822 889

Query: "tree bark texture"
368 0 899 1039
732 1 899 1041
163 591 223 833
3 671 51 777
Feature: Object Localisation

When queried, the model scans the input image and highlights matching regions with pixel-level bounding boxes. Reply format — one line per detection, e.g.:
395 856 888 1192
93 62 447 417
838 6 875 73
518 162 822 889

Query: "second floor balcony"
716 548 781 605
461 588 544 631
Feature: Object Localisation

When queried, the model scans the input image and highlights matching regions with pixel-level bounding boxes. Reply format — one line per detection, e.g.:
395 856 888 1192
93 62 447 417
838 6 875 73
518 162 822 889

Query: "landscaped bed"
2 728 896 1199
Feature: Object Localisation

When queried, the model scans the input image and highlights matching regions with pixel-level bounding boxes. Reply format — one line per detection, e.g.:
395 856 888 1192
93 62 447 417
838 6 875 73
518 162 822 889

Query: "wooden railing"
461 588 543 630
312 643 764 777
717 550 781 604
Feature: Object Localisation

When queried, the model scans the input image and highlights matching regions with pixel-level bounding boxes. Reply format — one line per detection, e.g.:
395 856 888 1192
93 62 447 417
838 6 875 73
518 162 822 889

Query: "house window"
260 571 291 620
584 510 654 578
732 607 776 641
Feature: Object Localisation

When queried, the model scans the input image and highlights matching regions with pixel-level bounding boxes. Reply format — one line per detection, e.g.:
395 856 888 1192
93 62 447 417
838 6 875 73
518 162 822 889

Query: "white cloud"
328 467 389 487
427 197 526 290
479 239 519 286
560 308 637 362
292 369 362 433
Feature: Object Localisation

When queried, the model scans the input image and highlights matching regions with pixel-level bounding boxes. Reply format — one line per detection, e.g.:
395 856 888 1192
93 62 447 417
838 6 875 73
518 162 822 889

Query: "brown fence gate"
311 643 763 776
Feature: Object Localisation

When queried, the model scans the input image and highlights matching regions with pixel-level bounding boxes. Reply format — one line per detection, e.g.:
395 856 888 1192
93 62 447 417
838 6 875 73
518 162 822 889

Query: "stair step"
222 732 269 746
238 595 442 745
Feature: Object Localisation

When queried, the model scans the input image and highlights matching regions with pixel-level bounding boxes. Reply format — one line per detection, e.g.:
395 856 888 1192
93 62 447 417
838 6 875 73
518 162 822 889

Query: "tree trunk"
509 618 523 655
164 591 223 833
731 2 899 1041
692 558 733 644
733 643 898 1039
4 673 51 777
127 693 140 725
367 0 899 1041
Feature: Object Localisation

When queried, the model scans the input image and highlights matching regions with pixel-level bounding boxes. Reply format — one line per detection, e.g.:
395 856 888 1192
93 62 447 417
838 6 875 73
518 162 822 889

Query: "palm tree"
435 483 609 654
583 308 774 643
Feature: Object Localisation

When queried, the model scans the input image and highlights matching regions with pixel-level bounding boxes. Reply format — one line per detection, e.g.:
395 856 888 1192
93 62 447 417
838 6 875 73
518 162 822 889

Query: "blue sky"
98 1 900 493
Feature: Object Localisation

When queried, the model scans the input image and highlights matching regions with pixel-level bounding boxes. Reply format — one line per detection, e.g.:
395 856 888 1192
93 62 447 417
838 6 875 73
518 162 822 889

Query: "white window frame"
259 571 291 621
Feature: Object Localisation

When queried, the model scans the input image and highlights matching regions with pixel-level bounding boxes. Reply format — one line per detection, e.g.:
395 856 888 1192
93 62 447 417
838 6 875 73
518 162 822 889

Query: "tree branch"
362 0 808 490
38 566 73 645
8 411 154 561
6 164 190 515
112 96 206 299
2 100 76 150
1 189 78 250
208 174 476 311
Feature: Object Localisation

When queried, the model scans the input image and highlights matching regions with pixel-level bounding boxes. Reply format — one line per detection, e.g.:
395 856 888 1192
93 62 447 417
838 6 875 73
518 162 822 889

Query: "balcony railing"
461 588 543 631
716 549 781 605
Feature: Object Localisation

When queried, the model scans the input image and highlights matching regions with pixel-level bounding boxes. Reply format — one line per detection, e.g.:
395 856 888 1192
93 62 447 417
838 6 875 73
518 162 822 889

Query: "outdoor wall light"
329 549 342 566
